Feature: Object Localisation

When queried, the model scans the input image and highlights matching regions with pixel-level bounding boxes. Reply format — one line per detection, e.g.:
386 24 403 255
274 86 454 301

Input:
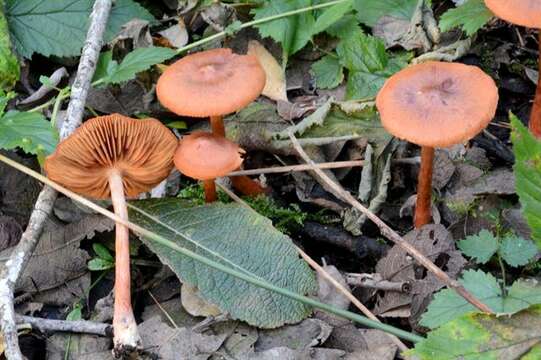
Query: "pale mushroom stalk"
530 32 541 138
108 170 140 354
415 146 435 228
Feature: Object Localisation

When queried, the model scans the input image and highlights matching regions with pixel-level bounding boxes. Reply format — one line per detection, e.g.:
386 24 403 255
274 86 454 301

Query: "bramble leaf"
0 111 58 156
499 235 538 267
311 55 344 89
353 0 418 27
312 0 353 35
0 0 19 90
457 229 499 264
439 0 493 36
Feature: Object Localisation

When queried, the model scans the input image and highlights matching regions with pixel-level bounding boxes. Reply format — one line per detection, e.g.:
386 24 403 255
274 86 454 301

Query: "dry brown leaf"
181 283 221 318
247 40 288 102
158 19 189 49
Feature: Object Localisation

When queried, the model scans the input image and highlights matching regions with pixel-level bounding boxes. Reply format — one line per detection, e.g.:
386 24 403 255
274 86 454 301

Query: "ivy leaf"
353 0 418 27
5 0 155 58
128 199 317 328
0 0 19 91
457 229 499 264
411 305 541 359
511 114 541 249
311 55 344 89
251 0 314 64
420 270 541 329
312 0 353 35
96 47 176 85
499 235 538 267
0 111 58 156
439 0 493 36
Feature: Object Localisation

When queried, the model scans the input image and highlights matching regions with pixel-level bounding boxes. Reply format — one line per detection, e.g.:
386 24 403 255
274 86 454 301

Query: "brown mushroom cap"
485 0 541 29
156 48 266 118
174 132 244 180
376 61 498 148
45 114 178 199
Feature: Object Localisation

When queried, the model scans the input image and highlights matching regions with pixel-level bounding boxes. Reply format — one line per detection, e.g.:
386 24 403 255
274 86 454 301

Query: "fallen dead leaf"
181 283 222 318
46 334 112 360
0 216 22 251
158 19 189 49
255 319 333 352
248 40 288 102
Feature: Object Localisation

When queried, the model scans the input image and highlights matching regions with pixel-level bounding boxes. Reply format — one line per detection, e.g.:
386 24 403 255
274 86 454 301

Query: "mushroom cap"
485 0 541 29
156 48 266 118
45 114 178 199
376 61 498 148
174 132 244 180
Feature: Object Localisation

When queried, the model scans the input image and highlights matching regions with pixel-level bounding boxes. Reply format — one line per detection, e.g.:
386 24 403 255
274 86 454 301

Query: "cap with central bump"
156 48 266 118
376 61 499 148
44 114 178 199
485 0 541 29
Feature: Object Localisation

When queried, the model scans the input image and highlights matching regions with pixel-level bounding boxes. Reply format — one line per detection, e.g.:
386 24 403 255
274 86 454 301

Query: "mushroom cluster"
157 48 267 201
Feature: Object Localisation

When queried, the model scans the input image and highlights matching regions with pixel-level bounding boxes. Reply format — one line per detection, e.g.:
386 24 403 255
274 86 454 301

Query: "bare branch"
16 315 112 337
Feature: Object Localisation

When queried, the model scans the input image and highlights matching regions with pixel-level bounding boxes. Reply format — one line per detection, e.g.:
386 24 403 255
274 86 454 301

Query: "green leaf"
336 30 388 72
87 258 114 271
0 0 19 91
325 14 362 39
439 0 493 36
457 229 499 264
500 235 538 267
93 243 114 262
66 304 82 321
312 0 353 35
251 0 315 64
311 55 344 89
353 0 418 27
410 305 541 360
99 47 176 85
128 199 317 328
5 0 155 58
0 111 58 156
511 114 541 249
420 270 541 329
0 89 15 116
166 121 187 130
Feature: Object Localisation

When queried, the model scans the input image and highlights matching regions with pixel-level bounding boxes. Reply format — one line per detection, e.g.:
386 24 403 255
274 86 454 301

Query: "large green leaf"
457 229 499 264
353 0 418 27
312 0 353 35
420 270 541 329
0 110 58 156
511 115 541 250
0 0 19 90
128 199 317 328
410 305 541 359
499 235 538 267
5 0 154 58
439 0 493 36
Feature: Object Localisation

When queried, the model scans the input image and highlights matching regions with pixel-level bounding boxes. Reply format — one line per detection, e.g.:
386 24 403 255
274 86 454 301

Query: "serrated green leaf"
457 229 499 264
336 30 388 72
92 51 118 84
500 235 538 267
100 47 176 85
420 270 541 329
0 89 15 116
311 55 344 89
93 243 114 262
511 114 541 250
325 14 362 39
353 0 418 27
0 0 19 91
0 111 58 155
411 305 541 360
5 0 155 58
87 258 114 271
312 0 353 35
439 0 493 36
251 0 314 64
128 199 317 328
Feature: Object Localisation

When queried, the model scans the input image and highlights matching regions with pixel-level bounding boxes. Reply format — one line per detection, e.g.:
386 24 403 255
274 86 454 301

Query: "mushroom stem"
108 170 141 357
203 179 217 202
210 115 225 137
529 31 541 138
414 146 435 228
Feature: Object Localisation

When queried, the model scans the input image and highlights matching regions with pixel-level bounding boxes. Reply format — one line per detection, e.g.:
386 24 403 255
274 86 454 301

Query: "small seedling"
88 243 115 271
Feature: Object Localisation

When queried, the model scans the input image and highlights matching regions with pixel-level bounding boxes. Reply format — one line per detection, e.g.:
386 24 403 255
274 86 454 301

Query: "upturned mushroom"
376 61 498 228
44 114 178 357
484 0 541 137
156 48 266 201
174 131 244 202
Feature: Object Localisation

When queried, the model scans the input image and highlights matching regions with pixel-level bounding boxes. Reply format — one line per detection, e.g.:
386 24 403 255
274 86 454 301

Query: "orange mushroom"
484 0 541 138
44 114 177 357
174 131 244 202
376 61 498 228
157 48 266 201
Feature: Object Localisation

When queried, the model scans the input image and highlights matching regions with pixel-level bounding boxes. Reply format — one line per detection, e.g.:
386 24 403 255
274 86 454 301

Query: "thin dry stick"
215 183 409 352
0 1 113 358
16 315 112 337
287 132 493 314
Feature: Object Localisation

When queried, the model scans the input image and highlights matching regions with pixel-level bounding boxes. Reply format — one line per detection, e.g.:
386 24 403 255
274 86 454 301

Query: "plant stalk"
414 146 434 228
108 171 141 357
529 31 541 138
203 179 217 202
210 115 225 137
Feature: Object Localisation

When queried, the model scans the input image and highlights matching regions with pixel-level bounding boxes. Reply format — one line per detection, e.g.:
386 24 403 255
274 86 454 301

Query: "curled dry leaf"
158 19 189 49
248 40 288 102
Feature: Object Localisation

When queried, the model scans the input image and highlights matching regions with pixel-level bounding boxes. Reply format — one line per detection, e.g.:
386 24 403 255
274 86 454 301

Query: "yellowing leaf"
248 40 288 102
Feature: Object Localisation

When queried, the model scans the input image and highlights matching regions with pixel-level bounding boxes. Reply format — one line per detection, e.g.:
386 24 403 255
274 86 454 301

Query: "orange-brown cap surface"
45 114 178 199
174 132 244 180
156 48 266 117
376 61 498 148
485 0 541 29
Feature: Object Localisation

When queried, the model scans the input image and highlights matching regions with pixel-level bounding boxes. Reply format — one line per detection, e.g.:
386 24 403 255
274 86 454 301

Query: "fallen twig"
0 1 113 358
287 132 493 314
16 315 112 337
345 273 411 293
